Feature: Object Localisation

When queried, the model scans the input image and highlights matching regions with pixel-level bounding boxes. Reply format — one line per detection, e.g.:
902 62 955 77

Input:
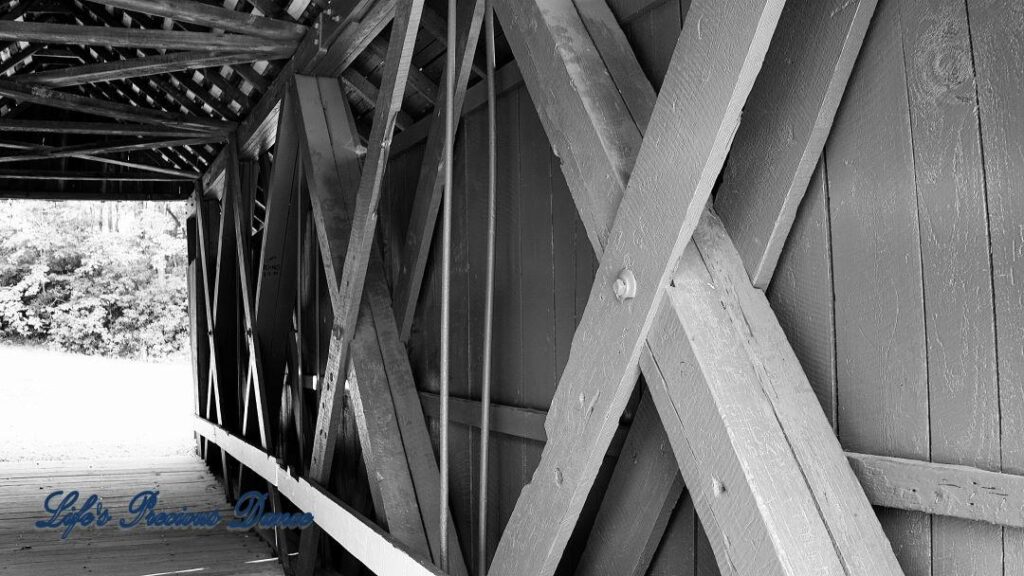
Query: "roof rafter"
84 0 307 41
0 20 299 52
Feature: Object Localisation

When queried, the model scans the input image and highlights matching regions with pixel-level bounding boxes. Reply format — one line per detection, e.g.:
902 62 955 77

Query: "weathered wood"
0 136 222 163
417 376 1024 530
391 0 485 341
848 453 1024 529
0 119 210 137
300 0 425 527
85 0 308 40
23 50 290 88
714 0 876 289
289 35 471 572
0 79 230 132
487 2 785 574
574 392 682 576
347 263 432 557
765 159 836 427
497 0 904 574
826 0 931 571
969 0 1024 572
0 20 297 52
580 0 876 565
900 1 1001 573
193 417 447 576
253 106 301 418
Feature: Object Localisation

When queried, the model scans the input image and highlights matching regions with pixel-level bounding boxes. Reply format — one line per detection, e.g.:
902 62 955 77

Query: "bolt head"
613 268 637 301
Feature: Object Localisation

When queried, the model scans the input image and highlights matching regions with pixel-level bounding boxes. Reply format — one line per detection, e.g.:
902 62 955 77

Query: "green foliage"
0 200 190 360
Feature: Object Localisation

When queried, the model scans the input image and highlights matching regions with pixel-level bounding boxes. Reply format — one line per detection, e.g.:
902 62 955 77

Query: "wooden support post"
288 3 440 568
290 69 468 575
193 185 234 498
187 204 209 457
491 0 902 574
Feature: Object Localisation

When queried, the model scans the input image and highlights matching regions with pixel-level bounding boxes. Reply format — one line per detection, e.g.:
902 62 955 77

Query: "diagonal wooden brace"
489 0 903 574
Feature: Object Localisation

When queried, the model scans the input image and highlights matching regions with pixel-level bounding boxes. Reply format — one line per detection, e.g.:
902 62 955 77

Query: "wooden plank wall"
770 1 1023 576
376 0 1022 574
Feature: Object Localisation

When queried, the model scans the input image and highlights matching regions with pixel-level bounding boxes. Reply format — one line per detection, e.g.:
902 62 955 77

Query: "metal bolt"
612 268 637 301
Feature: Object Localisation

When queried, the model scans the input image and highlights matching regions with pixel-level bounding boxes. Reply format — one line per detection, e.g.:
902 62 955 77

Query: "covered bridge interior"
0 0 1022 575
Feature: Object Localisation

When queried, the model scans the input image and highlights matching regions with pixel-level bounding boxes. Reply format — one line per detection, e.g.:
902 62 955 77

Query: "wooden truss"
186 0 1024 574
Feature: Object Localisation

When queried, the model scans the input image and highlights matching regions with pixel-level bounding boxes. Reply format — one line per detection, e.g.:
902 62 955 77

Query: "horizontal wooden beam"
0 119 213 137
85 0 308 41
193 416 445 576
0 169 196 180
23 49 291 88
848 452 1024 529
0 136 222 163
0 79 232 132
0 21 297 52
417 389 1024 529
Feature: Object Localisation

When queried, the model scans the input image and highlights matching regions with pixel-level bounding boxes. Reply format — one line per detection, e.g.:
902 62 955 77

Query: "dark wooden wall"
375 0 1024 574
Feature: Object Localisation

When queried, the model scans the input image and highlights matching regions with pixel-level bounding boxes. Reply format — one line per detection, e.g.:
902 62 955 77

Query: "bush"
0 200 190 360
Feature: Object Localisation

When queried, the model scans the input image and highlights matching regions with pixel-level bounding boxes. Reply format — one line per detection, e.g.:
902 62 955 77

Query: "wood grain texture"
848 453 1024 528
715 0 876 288
254 99 301 406
968 0 1024 570
766 159 837 427
899 0 1001 573
574 392 683 576
825 0 931 572
488 1 785 574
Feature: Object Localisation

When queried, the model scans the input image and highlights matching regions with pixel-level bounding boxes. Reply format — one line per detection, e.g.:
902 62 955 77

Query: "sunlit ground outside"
0 200 195 462
0 344 194 462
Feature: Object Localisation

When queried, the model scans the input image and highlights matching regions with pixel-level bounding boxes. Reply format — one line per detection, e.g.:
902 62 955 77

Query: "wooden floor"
0 455 285 576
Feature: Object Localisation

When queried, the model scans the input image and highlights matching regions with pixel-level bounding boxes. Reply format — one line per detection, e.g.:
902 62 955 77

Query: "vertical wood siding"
378 0 1022 572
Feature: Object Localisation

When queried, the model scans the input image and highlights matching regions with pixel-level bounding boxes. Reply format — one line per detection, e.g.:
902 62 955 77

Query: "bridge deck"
0 455 284 576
